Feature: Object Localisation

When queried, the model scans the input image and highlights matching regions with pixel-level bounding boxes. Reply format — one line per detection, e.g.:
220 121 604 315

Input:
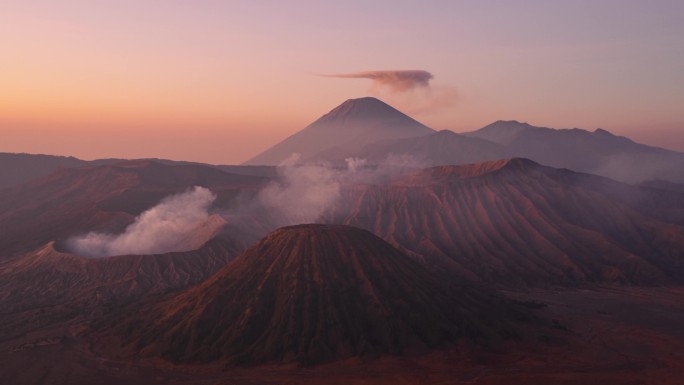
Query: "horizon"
3 1 684 163
3 96 678 166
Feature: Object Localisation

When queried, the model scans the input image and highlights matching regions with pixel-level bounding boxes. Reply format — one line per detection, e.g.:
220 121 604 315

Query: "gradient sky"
2 0 684 163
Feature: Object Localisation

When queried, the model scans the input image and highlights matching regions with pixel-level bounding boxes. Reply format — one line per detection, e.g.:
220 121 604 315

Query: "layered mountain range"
326 158 684 285
464 120 684 183
6 97 681 191
1 96 684 377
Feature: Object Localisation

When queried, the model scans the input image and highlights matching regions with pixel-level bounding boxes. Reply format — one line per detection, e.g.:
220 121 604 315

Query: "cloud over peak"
321 70 433 93
320 69 457 115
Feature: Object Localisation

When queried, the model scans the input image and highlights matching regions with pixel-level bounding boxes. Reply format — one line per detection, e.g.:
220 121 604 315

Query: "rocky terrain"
95 225 529 366
327 158 684 285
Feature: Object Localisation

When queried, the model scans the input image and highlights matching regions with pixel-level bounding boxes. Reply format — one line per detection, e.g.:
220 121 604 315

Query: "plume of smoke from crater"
253 154 426 227
258 154 341 225
67 186 216 257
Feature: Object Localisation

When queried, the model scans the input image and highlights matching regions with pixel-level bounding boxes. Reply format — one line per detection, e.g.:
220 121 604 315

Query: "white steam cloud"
254 154 425 227
258 154 341 225
67 186 217 257
67 158 427 256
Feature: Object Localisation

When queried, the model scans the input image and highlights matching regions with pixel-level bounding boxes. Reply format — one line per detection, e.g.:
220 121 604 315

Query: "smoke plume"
66 156 428 257
323 70 433 92
253 154 426 227
258 154 341 225
321 69 457 113
67 186 217 257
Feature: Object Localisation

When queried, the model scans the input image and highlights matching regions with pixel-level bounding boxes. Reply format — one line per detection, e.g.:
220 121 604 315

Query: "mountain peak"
593 128 614 136
462 120 539 145
244 97 434 165
485 120 535 130
339 96 386 107
318 96 419 125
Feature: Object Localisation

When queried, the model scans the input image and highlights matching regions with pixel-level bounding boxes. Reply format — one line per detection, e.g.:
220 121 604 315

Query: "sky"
2 0 683 164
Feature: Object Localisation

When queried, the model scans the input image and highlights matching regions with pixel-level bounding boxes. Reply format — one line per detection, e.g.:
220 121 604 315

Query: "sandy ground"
1 286 683 385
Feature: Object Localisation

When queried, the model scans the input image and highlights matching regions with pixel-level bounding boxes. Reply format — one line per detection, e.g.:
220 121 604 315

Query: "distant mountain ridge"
463 120 684 183
0 153 275 191
353 129 511 166
346 119 684 183
2 98 683 188
242 98 684 183
0 153 95 190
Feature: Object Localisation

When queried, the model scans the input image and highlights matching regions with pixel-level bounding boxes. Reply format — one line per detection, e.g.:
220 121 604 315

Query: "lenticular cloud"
321 70 433 92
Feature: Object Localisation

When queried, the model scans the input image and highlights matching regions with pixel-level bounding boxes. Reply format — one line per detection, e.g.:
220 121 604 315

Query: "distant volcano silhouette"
244 97 434 165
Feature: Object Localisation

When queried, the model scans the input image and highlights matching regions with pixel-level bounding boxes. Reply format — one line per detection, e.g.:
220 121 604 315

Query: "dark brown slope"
245 97 434 165
326 158 684 286
0 237 240 342
0 160 266 258
0 153 90 190
99 225 525 366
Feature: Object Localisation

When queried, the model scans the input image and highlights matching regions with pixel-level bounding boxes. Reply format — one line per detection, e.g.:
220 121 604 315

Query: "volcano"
101 224 524 366
0 236 240 342
244 97 434 165
0 160 266 258
328 158 684 285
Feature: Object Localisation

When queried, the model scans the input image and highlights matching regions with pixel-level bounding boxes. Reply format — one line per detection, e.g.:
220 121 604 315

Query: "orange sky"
2 1 683 164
